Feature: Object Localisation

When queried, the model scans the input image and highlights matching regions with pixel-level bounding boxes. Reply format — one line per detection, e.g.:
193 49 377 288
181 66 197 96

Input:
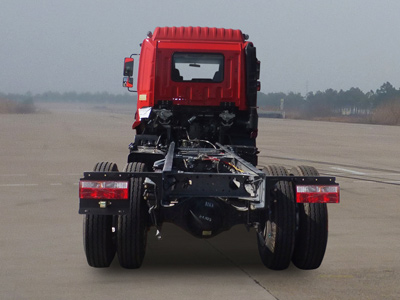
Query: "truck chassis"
79 140 339 270
79 26 339 271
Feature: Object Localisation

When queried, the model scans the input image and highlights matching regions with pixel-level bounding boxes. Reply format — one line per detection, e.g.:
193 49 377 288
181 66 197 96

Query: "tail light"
79 181 129 200
296 185 340 203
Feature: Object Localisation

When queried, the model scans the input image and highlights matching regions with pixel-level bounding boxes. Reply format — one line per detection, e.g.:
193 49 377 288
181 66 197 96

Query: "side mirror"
123 57 134 88
123 57 134 76
123 76 134 88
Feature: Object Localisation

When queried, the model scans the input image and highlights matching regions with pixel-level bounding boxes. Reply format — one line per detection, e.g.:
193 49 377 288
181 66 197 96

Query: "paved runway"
1 104 399 299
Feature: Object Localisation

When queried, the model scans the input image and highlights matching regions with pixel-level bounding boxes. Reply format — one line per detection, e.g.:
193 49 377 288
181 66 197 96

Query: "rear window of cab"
171 53 224 83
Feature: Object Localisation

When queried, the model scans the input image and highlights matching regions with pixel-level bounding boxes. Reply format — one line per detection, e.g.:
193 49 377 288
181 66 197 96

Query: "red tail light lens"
79 181 129 200
296 185 340 203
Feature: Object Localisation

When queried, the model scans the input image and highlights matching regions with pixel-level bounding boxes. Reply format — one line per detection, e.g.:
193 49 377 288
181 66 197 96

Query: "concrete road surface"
1 104 399 299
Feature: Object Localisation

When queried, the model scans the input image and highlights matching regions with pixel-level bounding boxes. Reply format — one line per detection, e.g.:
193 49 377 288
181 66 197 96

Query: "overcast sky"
1 0 399 95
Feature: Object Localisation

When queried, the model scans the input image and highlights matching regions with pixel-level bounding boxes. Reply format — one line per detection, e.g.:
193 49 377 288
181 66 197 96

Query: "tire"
257 165 296 270
291 166 328 270
117 162 148 269
83 162 118 267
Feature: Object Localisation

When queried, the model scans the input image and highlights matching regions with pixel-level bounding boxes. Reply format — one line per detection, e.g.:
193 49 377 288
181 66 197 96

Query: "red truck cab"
124 27 260 163
136 27 257 109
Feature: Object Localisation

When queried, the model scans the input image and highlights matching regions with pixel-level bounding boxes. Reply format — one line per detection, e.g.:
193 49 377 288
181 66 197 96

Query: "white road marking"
0 174 28 177
45 173 81 176
1 173 80 177
362 173 400 176
0 183 38 187
1 182 78 187
331 167 366 175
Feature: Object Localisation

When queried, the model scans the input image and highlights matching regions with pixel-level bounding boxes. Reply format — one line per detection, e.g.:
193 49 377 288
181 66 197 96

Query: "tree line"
258 82 400 119
0 91 134 104
1 82 400 124
2 81 398 110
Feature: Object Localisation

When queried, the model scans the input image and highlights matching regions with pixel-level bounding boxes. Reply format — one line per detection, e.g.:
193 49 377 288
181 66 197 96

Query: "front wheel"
291 166 328 270
257 165 296 270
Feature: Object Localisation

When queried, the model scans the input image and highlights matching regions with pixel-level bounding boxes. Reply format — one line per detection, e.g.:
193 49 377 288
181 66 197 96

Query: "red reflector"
79 181 129 200
250 129 258 139
296 185 340 203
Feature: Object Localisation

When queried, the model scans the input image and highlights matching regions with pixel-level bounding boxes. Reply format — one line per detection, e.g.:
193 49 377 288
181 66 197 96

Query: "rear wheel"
117 162 148 269
257 165 296 270
83 162 118 267
291 166 328 270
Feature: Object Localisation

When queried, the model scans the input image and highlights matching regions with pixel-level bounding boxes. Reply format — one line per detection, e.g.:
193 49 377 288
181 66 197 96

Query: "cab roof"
151 27 245 43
